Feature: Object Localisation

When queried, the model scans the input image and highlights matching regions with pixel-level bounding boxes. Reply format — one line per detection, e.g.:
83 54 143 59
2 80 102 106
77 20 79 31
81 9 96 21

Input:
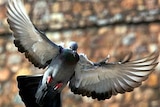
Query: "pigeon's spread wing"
7 0 60 68
69 52 159 100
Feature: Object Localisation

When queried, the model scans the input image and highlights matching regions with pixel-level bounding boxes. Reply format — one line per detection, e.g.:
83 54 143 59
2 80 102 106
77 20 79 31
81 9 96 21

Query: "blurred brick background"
0 0 160 107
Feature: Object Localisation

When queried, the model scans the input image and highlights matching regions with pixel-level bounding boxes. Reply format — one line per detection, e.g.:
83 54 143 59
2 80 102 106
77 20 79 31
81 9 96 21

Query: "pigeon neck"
61 49 79 65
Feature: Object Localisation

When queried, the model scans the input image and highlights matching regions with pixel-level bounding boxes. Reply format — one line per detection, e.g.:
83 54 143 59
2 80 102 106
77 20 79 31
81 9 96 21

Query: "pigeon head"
69 41 78 51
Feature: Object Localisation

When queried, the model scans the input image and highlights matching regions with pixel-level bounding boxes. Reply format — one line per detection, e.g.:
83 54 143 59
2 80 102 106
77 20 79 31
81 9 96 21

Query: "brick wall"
0 0 160 107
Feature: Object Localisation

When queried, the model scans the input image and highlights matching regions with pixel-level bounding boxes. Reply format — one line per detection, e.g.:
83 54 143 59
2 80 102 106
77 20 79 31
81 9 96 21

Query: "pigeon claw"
47 76 53 84
54 83 63 90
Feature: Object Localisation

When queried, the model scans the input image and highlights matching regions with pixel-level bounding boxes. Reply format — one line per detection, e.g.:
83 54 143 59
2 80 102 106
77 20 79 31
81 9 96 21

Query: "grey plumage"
35 49 79 105
7 0 79 106
7 0 159 106
69 52 158 100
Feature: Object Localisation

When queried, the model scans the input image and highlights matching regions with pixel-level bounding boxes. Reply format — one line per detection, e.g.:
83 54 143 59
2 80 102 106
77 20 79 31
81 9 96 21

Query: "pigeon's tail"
17 75 61 107
35 80 62 106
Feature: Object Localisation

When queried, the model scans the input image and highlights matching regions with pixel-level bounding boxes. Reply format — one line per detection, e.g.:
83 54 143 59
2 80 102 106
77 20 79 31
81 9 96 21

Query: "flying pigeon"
7 0 159 106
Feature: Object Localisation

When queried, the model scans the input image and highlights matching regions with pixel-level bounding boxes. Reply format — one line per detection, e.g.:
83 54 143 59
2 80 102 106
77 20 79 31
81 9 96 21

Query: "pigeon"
7 0 159 106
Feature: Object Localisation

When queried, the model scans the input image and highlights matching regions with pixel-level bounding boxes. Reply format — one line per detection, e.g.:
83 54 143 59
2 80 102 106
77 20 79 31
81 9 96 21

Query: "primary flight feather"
7 0 159 106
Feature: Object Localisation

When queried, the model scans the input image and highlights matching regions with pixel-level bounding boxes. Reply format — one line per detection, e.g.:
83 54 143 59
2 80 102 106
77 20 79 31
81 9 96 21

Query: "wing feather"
70 52 159 100
7 0 60 68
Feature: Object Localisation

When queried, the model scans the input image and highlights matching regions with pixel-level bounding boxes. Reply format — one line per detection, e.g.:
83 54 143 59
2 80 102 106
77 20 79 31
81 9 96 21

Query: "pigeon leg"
47 76 53 84
54 83 63 90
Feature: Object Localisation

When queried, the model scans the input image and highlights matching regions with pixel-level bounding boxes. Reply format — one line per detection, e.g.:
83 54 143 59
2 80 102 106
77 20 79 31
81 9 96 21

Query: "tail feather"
17 75 61 107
